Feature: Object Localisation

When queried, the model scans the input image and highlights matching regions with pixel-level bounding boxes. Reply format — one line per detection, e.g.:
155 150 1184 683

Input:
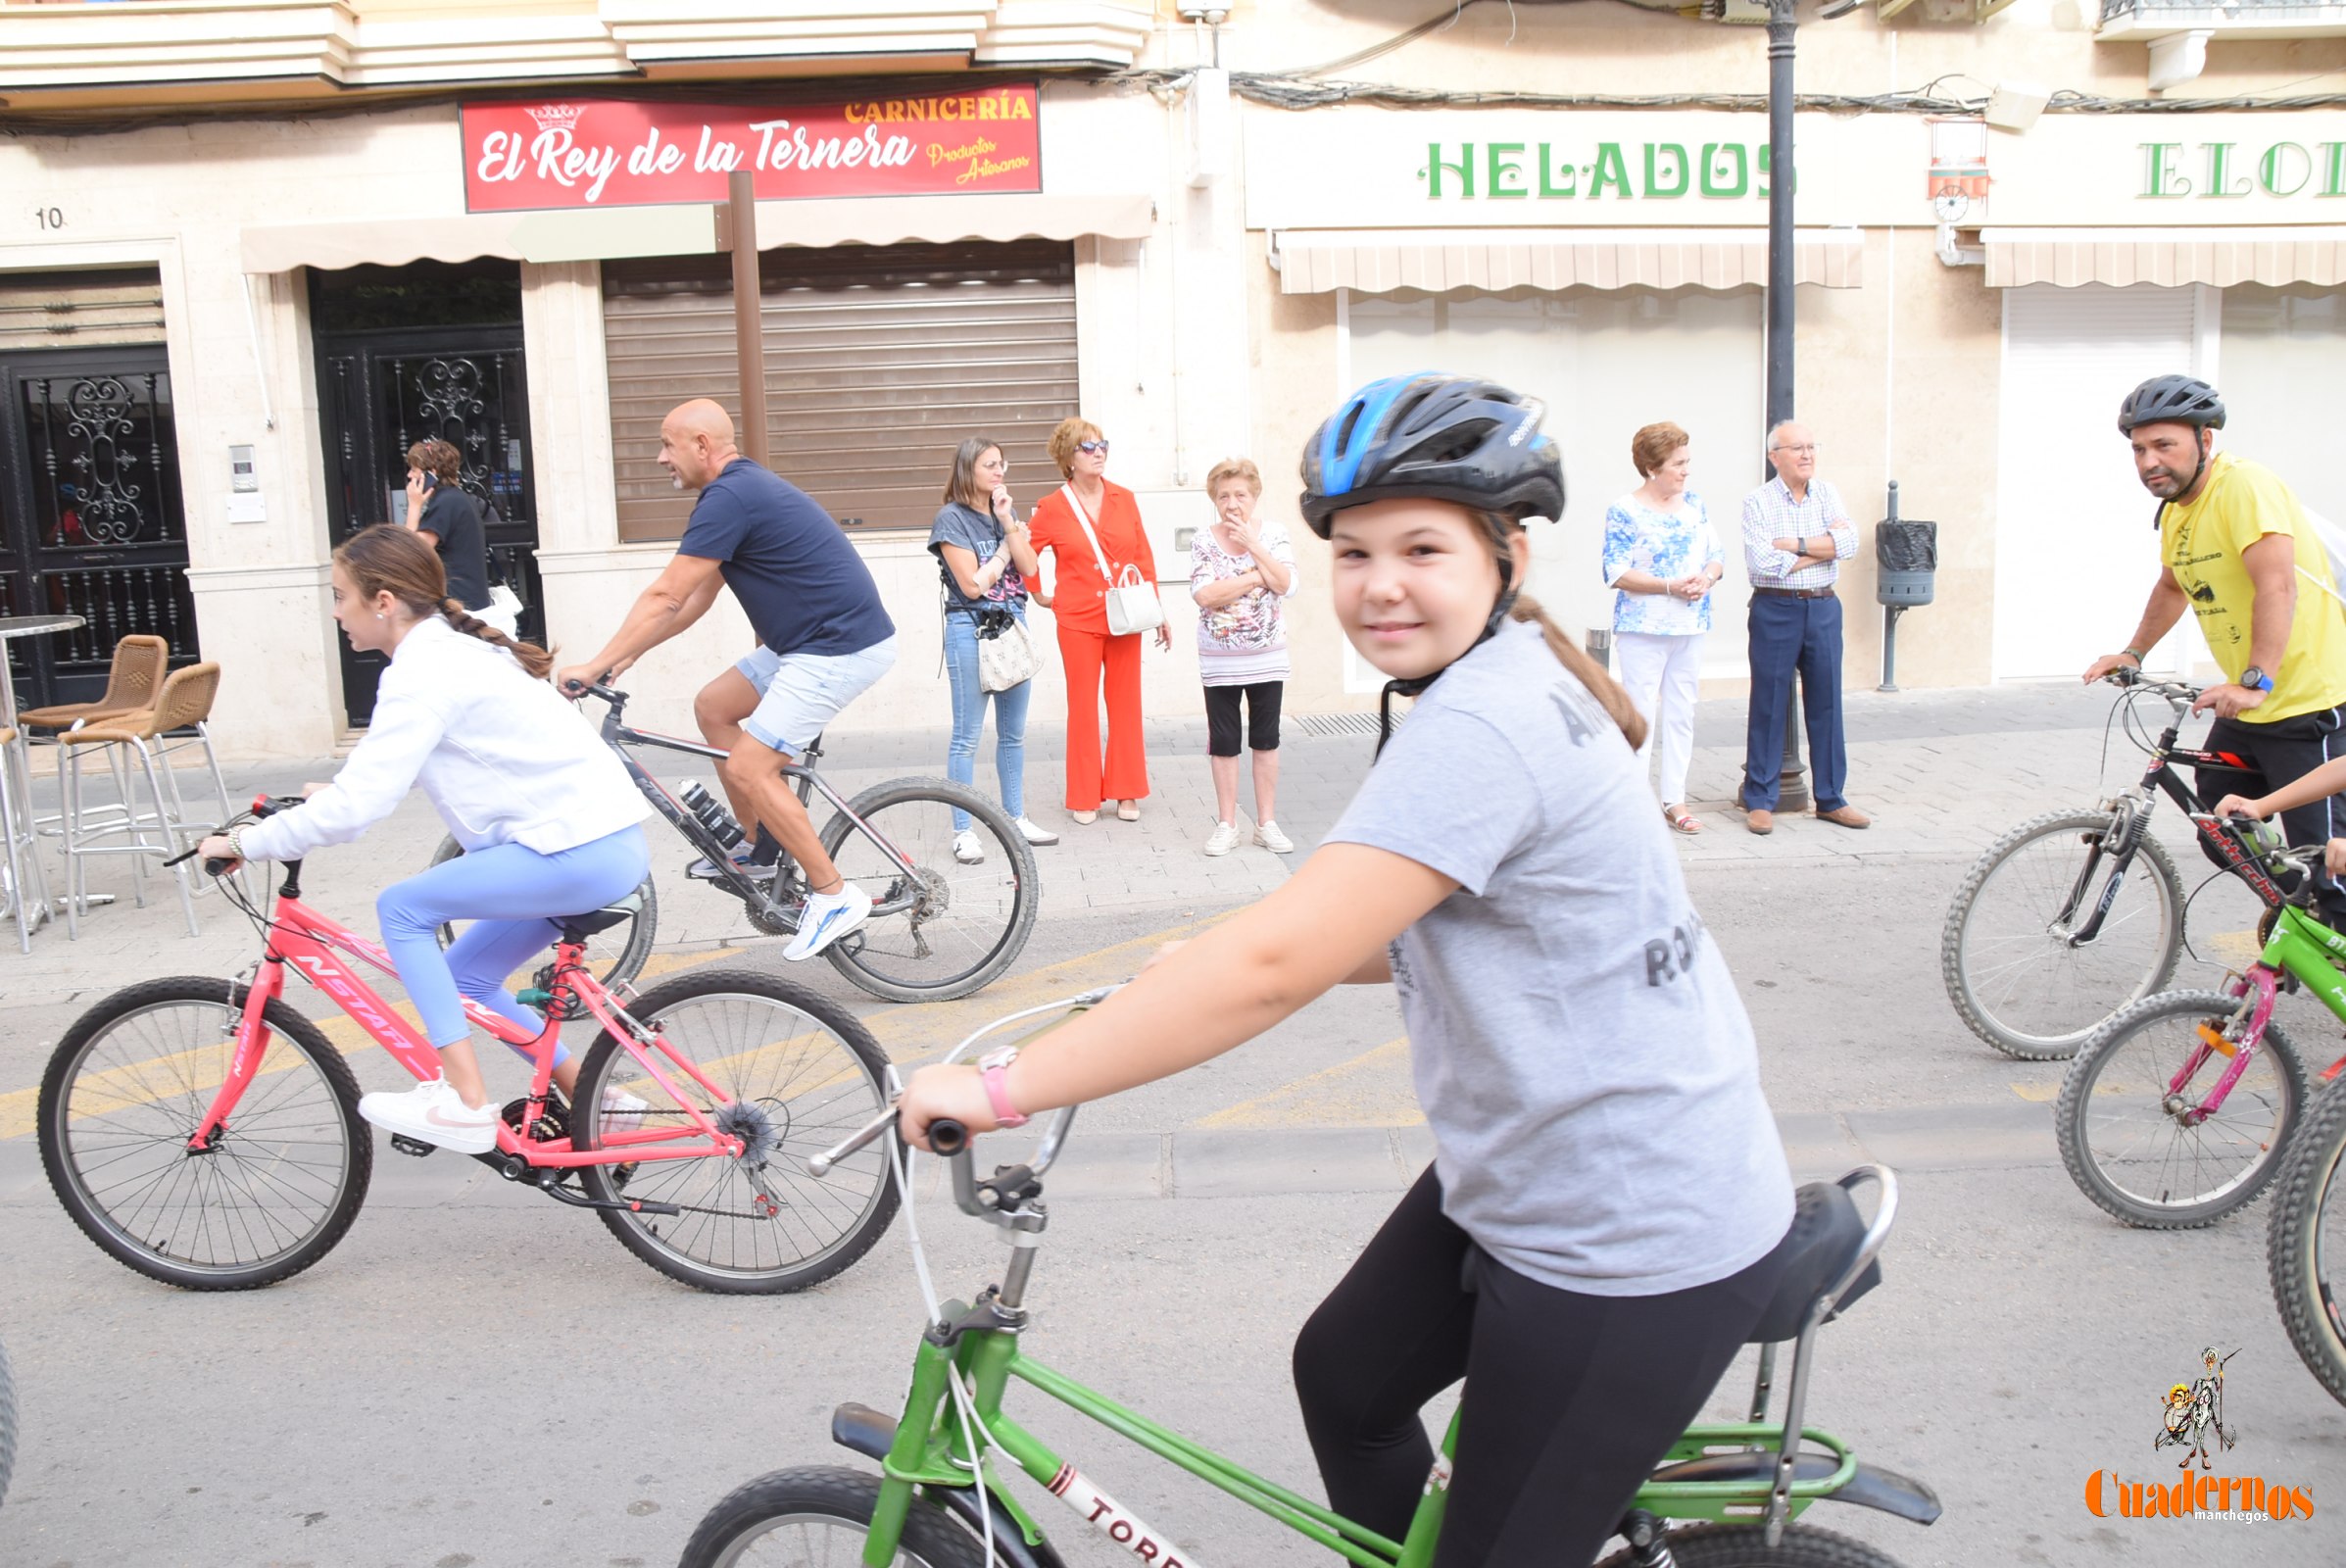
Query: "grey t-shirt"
1326 620 1794 1297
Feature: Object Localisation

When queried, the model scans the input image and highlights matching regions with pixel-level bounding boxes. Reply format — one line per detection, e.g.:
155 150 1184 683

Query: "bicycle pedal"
389 1134 436 1158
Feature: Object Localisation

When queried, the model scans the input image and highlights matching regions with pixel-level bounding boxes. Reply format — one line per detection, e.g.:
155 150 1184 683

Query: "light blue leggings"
375 825 651 1059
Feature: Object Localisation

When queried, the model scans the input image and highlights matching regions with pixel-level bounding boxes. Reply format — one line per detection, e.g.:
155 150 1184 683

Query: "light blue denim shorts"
735 636 898 756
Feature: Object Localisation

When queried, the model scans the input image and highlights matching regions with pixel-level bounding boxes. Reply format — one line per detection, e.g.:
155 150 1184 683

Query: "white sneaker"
1014 816 1059 847
953 830 986 865
601 1088 649 1136
360 1078 498 1154
1254 820 1295 855
786 881 873 961
1203 820 1241 858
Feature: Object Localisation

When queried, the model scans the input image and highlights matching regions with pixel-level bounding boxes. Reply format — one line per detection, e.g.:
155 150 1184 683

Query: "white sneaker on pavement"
1254 820 1295 855
1014 816 1059 847
786 881 873 961
1203 820 1241 858
953 830 986 865
360 1078 498 1154
601 1088 649 1136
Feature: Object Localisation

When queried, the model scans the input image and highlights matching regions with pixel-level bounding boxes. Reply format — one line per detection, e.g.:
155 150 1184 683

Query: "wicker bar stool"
56 662 232 939
0 725 33 953
20 634 170 733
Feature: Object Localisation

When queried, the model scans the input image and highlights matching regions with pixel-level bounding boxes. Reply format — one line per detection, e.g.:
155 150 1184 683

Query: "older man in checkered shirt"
1738 421 1870 835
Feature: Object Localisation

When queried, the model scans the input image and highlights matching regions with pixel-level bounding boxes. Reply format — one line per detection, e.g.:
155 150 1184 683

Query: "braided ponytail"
442 597 554 680
336 524 553 679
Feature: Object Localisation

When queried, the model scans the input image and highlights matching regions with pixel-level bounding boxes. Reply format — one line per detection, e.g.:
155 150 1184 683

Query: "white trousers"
1615 631 1704 808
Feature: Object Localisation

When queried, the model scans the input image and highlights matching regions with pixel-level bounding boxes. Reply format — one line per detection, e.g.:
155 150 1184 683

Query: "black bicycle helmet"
2118 374 2226 435
1298 372 1563 538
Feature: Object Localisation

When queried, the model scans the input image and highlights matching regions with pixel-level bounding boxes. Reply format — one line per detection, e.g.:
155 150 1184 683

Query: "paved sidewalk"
0 678 2186 1004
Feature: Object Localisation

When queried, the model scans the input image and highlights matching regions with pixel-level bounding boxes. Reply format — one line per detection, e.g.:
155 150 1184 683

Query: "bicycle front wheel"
37 977 372 1290
426 834 658 992
2269 1074 2346 1405
2055 989 2308 1229
679 1466 987 1568
1941 809 2183 1060
819 777 1040 1003
572 968 899 1294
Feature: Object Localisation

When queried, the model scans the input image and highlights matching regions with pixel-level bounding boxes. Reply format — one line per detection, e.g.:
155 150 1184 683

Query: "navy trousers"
1741 590 1848 812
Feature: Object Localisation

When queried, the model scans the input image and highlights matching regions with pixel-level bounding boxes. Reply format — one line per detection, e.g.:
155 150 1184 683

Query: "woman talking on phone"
403 438 510 636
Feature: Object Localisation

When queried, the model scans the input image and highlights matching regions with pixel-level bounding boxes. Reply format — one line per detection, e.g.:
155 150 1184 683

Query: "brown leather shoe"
1746 808 1775 835
1814 805 1872 829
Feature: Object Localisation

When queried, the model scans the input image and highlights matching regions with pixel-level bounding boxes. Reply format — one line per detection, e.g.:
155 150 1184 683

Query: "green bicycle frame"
853 1312 1860 1567
2260 904 2346 1020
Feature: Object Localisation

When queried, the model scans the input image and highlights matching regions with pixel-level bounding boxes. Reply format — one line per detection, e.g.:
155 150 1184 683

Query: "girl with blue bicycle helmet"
901 374 1798 1566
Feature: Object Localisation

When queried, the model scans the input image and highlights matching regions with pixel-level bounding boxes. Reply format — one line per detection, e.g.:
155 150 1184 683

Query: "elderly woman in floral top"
1190 457 1297 856
1602 421 1726 835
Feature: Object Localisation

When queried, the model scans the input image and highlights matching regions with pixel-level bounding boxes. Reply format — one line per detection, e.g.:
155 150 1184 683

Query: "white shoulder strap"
1062 483 1115 578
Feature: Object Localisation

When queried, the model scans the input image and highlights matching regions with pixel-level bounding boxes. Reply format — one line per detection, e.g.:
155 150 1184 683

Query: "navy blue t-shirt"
679 460 896 657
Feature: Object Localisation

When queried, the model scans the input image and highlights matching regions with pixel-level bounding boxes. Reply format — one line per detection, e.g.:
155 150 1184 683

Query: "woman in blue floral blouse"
1601 421 1725 834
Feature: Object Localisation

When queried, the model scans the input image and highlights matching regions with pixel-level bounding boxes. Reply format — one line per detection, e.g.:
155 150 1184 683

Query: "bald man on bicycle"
2082 374 2346 921
558 400 897 962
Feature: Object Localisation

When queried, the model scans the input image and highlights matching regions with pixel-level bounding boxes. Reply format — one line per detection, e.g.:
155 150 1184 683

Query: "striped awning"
1981 227 2346 289
1268 227 1864 294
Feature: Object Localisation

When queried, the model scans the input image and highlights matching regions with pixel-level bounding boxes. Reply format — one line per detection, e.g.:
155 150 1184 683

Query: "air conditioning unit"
1700 0 1773 24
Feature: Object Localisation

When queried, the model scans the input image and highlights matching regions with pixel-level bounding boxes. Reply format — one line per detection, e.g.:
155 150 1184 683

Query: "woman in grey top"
901 375 1797 1567
929 436 1056 861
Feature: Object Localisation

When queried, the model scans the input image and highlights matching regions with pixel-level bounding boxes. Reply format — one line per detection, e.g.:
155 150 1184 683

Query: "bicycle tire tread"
2267 1071 2346 1405
820 776 1040 1004
1595 1523 1909 1568
677 1465 987 1568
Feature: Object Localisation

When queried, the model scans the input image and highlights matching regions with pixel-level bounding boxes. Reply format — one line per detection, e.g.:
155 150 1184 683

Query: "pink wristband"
978 1049 1029 1129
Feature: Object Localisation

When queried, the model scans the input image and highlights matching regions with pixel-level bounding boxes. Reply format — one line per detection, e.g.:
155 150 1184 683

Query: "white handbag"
976 612 1039 693
1062 484 1164 637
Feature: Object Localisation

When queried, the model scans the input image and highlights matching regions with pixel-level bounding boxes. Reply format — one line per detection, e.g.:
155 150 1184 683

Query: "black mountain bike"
1941 669 2292 1060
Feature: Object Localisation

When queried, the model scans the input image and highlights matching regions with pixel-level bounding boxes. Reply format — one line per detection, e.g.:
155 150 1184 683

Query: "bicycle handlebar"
163 793 307 875
2103 667 2203 703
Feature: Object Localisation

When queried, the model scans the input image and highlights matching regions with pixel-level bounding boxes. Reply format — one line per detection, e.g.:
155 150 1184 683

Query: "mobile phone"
422 472 440 492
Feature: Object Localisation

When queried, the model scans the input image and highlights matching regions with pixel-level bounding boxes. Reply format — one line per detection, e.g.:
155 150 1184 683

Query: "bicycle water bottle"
679 780 745 852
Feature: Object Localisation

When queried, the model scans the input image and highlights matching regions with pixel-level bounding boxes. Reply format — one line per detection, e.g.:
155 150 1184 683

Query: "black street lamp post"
1763 0 1811 813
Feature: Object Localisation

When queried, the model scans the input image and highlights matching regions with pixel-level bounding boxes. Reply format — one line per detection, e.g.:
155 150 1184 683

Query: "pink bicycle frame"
188 893 744 1171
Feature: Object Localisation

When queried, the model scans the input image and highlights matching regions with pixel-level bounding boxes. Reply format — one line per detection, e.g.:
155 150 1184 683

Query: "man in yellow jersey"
2083 374 2346 919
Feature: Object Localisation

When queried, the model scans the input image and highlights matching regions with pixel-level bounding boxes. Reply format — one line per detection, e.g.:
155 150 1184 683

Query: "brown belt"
1752 585 1836 600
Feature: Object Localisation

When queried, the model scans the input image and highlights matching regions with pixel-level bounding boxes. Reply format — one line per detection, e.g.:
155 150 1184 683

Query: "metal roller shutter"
604 240 1079 541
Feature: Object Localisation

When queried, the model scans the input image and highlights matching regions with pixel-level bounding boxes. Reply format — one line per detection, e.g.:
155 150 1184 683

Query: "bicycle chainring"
502 1092 570 1145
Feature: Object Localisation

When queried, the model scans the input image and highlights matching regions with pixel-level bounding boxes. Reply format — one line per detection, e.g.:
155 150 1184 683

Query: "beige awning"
1269 227 1864 294
1981 227 2346 289
240 192 1156 273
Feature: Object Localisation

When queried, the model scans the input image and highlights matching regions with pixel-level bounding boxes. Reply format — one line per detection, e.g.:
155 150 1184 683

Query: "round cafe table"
0 613 87 947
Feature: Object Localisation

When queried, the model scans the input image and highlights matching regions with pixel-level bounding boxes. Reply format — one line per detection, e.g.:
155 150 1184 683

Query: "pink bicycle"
36 795 901 1294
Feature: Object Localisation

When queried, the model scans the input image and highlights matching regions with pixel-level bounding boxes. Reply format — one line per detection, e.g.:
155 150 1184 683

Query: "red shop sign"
462 84 1043 212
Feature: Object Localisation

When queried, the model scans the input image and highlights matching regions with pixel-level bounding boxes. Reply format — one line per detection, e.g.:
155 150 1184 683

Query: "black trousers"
2191 703 2346 920
1293 1168 1788 1567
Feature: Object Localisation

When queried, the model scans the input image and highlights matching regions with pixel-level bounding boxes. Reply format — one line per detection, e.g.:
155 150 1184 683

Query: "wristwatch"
977 1046 1029 1129
2240 665 2275 693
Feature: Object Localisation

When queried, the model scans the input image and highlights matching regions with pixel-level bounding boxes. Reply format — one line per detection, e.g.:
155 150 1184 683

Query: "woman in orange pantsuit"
1027 416 1171 823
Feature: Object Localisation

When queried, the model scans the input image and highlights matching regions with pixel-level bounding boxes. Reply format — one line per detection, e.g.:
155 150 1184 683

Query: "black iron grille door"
0 346 196 710
316 326 541 726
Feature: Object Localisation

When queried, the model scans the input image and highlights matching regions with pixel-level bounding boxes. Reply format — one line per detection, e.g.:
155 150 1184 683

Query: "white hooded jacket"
235 614 649 862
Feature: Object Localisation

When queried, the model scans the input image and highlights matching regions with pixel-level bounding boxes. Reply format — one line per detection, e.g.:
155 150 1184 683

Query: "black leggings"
2192 704 2346 921
1293 1168 1787 1567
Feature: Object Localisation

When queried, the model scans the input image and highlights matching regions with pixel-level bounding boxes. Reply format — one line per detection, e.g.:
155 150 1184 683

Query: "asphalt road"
2 854 2342 1567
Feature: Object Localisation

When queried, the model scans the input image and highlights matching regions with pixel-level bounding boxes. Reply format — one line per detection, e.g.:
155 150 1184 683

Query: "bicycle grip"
929 1118 969 1156
202 857 237 877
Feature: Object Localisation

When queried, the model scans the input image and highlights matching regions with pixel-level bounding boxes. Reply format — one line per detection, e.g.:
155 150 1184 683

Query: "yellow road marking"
1198 1036 1420 1129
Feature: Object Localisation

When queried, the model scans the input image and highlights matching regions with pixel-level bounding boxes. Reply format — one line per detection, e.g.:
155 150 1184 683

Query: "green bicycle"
677 999 1941 1568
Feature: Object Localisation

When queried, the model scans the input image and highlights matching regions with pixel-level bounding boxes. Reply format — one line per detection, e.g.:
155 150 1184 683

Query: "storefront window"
2220 285 2346 527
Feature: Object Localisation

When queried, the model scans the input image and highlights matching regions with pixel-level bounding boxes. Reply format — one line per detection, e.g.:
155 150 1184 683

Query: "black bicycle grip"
928 1118 969 1155
202 857 237 877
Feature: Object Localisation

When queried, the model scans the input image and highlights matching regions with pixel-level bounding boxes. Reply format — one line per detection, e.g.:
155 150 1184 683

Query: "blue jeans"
944 609 1031 831
375 825 651 1058
1740 591 1847 813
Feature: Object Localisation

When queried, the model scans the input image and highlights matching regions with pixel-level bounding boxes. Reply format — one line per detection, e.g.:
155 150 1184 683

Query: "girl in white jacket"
201 526 651 1154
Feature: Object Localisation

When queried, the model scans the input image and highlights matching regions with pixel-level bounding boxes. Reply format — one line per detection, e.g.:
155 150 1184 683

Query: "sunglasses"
1076 439 1110 455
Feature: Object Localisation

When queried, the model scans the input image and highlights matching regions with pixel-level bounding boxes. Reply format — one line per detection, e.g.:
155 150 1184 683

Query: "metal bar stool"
23 635 171 862
0 725 34 953
57 662 229 939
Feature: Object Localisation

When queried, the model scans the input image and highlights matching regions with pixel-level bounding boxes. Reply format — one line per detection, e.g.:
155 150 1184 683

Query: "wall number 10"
35 207 64 229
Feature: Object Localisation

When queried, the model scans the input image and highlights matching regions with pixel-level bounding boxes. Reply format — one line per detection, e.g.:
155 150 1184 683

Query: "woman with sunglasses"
1025 418 1170 823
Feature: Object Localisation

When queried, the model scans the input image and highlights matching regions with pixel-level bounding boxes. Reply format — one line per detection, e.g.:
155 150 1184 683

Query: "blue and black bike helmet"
1299 372 1563 538
1300 374 1566 747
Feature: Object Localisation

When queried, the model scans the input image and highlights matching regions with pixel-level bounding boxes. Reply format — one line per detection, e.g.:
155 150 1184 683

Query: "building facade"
1 0 2342 758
